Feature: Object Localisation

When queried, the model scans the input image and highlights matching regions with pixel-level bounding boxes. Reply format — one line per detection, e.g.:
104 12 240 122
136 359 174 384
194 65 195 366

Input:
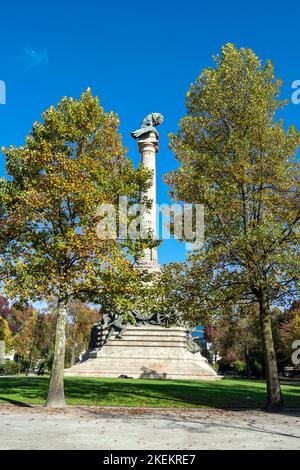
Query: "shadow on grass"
0 396 33 407
0 376 48 406
0 376 299 409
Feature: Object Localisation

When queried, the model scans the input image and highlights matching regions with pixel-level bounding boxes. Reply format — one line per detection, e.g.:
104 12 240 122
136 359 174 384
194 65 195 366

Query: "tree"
0 316 13 352
0 297 11 321
204 305 263 375
65 301 98 366
0 90 148 407
0 296 32 335
166 44 300 409
13 310 48 373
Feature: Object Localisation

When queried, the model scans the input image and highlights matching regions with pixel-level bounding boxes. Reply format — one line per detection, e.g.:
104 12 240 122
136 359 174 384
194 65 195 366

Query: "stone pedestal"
64 326 220 380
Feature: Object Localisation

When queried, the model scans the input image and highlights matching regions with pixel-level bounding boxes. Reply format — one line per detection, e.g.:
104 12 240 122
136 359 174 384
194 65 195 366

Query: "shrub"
233 360 247 375
2 360 20 375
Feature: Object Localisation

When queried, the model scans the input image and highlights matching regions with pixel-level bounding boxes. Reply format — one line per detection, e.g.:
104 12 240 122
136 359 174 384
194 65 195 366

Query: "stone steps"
90 348 208 359
104 340 188 348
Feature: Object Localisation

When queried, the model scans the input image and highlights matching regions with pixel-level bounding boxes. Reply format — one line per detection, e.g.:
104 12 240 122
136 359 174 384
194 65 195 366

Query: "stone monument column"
137 132 160 273
131 113 164 274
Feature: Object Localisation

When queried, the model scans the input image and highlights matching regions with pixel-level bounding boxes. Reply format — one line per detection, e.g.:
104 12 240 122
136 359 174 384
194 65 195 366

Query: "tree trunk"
245 347 251 377
70 347 75 367
26 359 32 377
46 299 68 408
258 291 283 411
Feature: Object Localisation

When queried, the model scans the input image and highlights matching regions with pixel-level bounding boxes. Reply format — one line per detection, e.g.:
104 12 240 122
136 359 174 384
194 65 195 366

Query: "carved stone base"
64 326 221 380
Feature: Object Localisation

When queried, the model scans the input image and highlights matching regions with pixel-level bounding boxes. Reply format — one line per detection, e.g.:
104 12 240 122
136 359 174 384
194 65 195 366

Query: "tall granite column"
131 113 164 274
137 131 160 273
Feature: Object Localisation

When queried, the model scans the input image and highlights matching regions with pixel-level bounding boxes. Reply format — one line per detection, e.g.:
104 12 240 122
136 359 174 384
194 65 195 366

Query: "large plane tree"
166 44 300 410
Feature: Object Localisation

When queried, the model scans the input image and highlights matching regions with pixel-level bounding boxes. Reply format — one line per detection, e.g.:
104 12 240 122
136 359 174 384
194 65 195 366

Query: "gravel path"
0 405 300 450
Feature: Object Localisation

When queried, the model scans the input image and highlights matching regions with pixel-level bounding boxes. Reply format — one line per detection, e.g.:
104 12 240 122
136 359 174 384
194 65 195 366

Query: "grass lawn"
0 376 299 409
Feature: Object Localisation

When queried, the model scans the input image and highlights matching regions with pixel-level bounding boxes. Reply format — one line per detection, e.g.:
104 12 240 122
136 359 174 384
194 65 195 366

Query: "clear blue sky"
0 0 299 264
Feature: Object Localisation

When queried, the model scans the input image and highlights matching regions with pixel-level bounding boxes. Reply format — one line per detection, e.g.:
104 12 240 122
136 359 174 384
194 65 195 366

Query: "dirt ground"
0 404 300 450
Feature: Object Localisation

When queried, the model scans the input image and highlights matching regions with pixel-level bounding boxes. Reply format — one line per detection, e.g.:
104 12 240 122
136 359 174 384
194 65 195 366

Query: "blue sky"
0 0 299 265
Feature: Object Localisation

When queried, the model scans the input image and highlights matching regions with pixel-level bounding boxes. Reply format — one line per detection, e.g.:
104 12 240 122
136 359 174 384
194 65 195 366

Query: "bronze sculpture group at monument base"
64 114 220 381
88 312 203 355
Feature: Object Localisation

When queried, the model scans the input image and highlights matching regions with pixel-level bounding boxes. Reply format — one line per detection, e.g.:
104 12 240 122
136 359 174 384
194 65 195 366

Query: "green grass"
0 376 299 408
